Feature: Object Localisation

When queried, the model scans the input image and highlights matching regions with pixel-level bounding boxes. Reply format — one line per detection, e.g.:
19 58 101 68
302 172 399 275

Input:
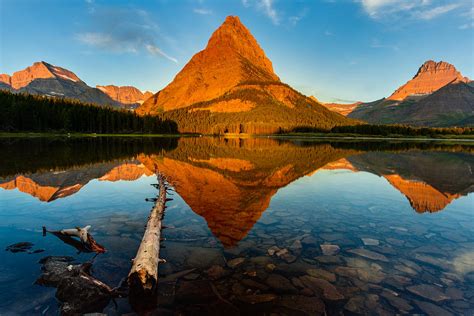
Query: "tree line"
0 91 178 133
1 90 472 136
330 124 474 136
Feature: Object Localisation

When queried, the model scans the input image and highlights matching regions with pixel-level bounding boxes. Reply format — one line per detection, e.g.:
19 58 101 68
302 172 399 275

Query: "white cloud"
193 8 213 15
414 3 461 20
459 7 474 29
258 0 279 25
359 0 422 17
146 45 178 63
357 0 465 21
76 6 177 63
459 22 474 29
243 0 279 25
289 8 309 26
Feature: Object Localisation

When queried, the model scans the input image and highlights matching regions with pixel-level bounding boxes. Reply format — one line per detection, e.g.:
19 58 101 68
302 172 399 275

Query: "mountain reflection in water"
1 137 473 248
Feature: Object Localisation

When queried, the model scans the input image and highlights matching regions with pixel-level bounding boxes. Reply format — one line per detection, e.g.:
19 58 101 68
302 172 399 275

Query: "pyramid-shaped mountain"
137 16 352 133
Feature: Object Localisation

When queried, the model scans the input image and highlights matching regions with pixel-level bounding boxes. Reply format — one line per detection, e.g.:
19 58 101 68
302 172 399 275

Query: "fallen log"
128 174 168 297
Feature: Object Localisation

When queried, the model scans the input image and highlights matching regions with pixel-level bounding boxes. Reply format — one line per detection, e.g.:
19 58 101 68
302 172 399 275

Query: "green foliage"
162 86 352 134
0 136 178 177
331 124 474 136
0 91 178 133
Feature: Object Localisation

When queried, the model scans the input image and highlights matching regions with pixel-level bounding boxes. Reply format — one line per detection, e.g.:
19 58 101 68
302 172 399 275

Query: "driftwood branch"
43 225 106 254
128 173 168 297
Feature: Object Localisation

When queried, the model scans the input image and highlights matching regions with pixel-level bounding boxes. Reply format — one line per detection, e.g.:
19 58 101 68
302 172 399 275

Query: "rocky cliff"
96 85 153 109
388 60 469 101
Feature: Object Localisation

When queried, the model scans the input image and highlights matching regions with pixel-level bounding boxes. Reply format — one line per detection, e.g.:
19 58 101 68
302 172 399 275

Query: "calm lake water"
0 137 473 315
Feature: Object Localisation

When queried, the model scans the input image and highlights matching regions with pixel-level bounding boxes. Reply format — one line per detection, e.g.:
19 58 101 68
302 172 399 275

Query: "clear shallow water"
0 137 473 315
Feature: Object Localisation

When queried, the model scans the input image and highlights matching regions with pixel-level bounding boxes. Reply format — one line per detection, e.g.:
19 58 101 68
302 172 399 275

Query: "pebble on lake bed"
320 244 340 256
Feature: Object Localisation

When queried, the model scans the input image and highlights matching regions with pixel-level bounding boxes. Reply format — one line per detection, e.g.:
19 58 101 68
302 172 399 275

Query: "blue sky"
1 0 473 102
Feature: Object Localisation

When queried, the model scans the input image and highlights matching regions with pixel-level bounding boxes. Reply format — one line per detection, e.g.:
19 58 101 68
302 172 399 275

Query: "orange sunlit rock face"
0 162 153 202
99 163 154 181
137 138 357 247
321 158 358 171
321 102 362 116
140 156 274 247
387 60 469 101
0 176 64 202
137 16 279 114
384 175 461 213
0 61 81 89
96 85 153 105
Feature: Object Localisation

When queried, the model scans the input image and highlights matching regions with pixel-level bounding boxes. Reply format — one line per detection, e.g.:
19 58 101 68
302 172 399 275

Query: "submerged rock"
206 265 227 280
265 274 297 294
320 244 340 256
348 248 389 262
236 293 277 305
5 242 34 253
299 275 344 301
361 238 380 246
407 284 449 302
380 290 413 312
344 295 365 314
414 300 454 316
306 268 336 282
227 257 245 269
35 256 113 315
315 255 342 264
276 295 326 315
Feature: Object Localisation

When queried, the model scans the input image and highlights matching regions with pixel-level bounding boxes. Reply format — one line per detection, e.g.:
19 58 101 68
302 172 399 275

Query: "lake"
0 136 473 315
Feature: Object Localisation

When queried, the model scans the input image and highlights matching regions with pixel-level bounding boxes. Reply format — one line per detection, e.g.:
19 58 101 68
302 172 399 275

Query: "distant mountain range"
1 17 472 129
309 96 362 116
96 85 153 110
339 60 473 127
0 61 153 109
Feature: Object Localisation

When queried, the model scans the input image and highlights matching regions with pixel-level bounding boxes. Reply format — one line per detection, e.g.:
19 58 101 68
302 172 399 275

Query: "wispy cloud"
145 45 178 63
242 0 279 25
414 3 461 20
243 0 309 26
193 8 213 15
357 0 465 21
371 38 399 50
289 8 309 26
258 0 279 25
459 22 474 29
76 5 177 63
459 7 474 29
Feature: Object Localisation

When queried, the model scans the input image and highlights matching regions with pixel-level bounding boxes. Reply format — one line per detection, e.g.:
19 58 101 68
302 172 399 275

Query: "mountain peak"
388 60 469 101
96 84 153 105
206 15 276 76
138 15 279 113
0 61 82 89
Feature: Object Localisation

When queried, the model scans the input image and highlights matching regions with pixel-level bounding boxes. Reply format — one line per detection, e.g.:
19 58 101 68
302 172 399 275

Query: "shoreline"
0 132 474 142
